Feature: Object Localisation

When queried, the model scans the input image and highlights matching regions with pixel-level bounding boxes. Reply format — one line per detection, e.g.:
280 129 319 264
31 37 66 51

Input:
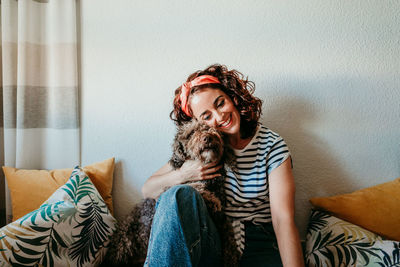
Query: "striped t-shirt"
224 124 291 253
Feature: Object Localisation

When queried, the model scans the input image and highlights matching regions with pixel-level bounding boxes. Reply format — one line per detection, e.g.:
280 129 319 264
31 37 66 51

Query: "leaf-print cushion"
305 209 400 267
0 166 116 267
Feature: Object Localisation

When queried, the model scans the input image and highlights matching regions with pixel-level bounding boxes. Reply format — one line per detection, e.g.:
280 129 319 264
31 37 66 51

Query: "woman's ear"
232 95 240 107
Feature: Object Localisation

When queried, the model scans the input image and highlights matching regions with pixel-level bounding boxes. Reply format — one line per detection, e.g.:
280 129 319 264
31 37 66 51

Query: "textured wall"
79 0 400 238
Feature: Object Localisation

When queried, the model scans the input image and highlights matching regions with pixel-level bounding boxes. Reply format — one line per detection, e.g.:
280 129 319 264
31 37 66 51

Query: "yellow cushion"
3 158 115 221
309 177 400 241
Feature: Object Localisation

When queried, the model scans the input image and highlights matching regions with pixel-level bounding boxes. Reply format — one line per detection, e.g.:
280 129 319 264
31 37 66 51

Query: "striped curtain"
0 0 80 224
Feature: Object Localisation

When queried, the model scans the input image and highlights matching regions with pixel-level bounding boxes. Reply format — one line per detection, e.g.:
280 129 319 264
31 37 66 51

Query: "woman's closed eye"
217 99 225 108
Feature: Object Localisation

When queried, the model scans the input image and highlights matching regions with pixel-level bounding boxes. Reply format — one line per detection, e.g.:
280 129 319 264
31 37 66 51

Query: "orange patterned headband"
180 75 221 117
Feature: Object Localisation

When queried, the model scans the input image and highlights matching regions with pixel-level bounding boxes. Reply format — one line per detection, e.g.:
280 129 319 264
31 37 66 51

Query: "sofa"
2 158 399 266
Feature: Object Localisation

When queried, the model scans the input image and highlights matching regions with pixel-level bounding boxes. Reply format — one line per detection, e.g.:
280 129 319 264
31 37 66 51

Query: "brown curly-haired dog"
103 120 241 267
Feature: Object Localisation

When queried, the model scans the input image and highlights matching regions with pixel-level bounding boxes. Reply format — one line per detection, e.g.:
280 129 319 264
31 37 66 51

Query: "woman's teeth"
220 116 231 128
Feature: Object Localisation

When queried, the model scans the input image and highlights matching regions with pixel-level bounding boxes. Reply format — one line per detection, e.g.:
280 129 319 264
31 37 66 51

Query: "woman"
142 64 304 267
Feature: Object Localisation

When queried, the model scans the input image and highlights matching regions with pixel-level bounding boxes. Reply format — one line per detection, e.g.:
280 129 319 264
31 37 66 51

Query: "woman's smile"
219 114 232 128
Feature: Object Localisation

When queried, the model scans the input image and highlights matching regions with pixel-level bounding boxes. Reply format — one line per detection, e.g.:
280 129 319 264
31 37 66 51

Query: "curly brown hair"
170 64 263 139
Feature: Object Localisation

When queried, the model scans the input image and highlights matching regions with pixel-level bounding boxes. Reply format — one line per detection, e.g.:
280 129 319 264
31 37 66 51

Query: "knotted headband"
180 75 221 117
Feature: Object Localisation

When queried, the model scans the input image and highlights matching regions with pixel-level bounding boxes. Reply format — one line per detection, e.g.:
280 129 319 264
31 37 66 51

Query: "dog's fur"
103 120 240 266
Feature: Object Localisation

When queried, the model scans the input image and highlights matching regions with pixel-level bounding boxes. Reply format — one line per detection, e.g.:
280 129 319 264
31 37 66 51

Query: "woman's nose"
213 112 224 125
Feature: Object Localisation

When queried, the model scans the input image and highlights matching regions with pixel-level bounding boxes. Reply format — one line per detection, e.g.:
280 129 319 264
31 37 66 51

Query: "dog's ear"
222 135 236 168
223 144 236 167
169 139 187 169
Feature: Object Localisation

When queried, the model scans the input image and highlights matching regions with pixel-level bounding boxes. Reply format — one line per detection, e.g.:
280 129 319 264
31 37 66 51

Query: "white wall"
79 0 400 238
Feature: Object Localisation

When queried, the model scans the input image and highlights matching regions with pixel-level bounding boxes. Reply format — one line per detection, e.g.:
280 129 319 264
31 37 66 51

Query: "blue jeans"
144 185 222 267
144 185 282 267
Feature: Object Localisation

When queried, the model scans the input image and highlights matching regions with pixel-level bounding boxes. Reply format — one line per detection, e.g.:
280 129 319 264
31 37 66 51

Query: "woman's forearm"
142 167 183 199
273 219 305 267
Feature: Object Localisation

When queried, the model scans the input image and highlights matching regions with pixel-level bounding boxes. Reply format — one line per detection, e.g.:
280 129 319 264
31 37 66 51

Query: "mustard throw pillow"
309 177 400 241
3 157 115 221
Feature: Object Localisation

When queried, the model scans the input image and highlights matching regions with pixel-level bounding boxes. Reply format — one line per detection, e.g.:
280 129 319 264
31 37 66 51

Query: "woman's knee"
152 185 203 230
160 184 200 204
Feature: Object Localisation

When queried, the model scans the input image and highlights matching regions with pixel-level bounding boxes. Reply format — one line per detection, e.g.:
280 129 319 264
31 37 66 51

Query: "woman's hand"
179 160 222 183
142 160 223 199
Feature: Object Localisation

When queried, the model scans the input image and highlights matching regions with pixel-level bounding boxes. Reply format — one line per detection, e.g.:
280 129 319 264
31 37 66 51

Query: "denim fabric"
240 222 283 267
144 185 222 267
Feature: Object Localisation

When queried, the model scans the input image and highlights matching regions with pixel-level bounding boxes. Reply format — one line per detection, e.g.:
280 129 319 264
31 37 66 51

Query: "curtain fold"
1 0 80 224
